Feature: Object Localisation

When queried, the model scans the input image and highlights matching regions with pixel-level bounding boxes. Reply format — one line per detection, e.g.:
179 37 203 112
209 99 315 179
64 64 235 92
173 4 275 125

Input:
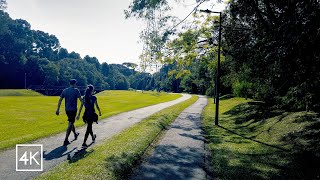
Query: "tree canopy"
126 0 320 111
0 8 156 91
1 0 319 112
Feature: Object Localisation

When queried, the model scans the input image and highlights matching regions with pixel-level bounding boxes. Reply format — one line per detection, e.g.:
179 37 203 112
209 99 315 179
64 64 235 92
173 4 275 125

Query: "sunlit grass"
36 96 198 180
0 89 43 96
202 97 320 179
0 90 181 151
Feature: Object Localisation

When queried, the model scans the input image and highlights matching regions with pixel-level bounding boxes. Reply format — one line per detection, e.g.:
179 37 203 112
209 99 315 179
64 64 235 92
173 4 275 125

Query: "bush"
232 80 253 99
205 86 215 97
280 84 315 111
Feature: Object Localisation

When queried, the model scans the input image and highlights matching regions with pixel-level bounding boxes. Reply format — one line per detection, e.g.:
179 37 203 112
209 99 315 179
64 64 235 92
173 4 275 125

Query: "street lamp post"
25 73 27 89
200 9 222 126
215 11 222 126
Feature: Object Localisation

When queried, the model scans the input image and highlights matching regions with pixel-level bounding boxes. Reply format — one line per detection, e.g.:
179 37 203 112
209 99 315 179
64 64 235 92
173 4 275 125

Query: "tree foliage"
223 0 320 111
0 9 156 91
127 0 320 111
125 0 170 19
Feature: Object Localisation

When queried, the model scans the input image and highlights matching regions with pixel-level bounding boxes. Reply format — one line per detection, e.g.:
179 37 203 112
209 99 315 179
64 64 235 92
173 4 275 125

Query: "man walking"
56 79 83 146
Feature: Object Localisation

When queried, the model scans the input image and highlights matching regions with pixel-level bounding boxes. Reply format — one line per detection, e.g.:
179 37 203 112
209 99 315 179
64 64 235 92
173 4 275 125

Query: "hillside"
202 98 320 179
0 89 42 96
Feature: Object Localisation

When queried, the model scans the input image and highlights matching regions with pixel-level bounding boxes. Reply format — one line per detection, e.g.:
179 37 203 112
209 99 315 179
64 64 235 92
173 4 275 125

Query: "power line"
169 0 207 32
140 0 207 72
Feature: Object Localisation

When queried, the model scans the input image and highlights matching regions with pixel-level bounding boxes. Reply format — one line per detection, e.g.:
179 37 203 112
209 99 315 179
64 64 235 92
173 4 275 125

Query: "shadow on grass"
280 118 320 179
205 101 320 179
67 142 94 163
217 125 287 151
223 101 285 125
209 147 287 179
105 152 141 180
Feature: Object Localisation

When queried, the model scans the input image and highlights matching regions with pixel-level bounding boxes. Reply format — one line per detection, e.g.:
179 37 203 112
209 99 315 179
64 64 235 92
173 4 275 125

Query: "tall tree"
68 51 81 59
84 55 101 70
57 48 69 60
223 0 320 110
101 62 110 76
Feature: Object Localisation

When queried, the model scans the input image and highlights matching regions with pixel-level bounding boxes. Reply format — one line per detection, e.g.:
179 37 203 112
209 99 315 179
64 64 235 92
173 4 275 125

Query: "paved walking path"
0 94 191 180
131 95 208 180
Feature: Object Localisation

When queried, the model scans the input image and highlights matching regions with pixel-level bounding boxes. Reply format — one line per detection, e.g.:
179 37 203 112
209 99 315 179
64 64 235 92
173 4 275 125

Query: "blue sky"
6 0 225 65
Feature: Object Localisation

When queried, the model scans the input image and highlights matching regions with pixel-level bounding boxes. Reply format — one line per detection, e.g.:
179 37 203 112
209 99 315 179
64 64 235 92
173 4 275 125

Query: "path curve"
0 94 191 180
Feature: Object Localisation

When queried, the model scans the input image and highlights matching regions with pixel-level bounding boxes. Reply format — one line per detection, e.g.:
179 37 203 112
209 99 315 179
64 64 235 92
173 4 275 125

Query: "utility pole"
200 9 222 126
215 12 222 126
25 73 27 89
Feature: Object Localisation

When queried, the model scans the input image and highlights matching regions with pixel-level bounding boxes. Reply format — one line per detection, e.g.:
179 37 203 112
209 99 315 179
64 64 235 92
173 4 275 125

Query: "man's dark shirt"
60 87 81 111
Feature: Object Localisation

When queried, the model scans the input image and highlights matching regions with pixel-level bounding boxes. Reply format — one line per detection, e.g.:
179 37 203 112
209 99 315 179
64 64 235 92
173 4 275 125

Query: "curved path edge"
0 93 191 179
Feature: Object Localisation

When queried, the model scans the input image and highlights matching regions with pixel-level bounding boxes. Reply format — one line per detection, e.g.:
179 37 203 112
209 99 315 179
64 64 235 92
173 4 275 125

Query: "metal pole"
213 76 216 104
199 9 222 125
214 12 222 125
24 73 27 89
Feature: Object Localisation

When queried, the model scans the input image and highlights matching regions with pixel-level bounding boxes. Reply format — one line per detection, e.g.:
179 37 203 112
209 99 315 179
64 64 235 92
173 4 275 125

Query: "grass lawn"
36 96 198 180
0 89 43 96
0 90 181 151
202 97 320 179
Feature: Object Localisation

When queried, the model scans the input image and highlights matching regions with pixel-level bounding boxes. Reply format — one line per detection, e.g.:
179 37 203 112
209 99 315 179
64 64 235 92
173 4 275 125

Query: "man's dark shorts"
66 110 77 123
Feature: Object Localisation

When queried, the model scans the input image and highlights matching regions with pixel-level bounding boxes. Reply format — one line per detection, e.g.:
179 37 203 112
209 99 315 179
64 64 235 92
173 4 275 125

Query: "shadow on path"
128 145 204 180
43 146 76 161
179 133 204 141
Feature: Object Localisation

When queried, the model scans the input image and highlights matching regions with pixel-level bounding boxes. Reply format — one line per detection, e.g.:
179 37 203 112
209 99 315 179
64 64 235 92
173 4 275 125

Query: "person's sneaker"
82 143 88 148
74 132 80 140
63 140 70 146
92 134 97 143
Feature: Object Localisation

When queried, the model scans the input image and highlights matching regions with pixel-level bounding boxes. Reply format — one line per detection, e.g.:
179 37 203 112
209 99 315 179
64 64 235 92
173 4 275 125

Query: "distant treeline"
1 0 320 112
0 10 153 90
0 8 207 94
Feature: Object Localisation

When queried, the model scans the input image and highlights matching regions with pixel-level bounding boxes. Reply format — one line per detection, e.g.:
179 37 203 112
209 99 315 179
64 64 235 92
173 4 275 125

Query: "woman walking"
77 85 102 147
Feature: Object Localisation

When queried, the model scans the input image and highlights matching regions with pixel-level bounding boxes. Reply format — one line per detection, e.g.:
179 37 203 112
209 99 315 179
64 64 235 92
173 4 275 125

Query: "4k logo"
16 144 43 171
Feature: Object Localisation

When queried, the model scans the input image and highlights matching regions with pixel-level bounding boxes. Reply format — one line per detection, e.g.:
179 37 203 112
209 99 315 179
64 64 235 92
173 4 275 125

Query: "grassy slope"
0 90 181 151
36 96 198 180
0 89 42 96
202 98 320 179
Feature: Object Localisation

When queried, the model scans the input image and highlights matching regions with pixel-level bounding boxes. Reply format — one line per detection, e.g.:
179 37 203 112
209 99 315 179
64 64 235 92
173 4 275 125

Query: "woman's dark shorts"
66 110 77 123
82 111 98 124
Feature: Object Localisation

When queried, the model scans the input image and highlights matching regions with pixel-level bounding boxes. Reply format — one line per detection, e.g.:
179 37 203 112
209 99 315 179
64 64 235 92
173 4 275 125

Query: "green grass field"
0 89 43 96
36 96 198 179
202 98 320 179
0 90 181 151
